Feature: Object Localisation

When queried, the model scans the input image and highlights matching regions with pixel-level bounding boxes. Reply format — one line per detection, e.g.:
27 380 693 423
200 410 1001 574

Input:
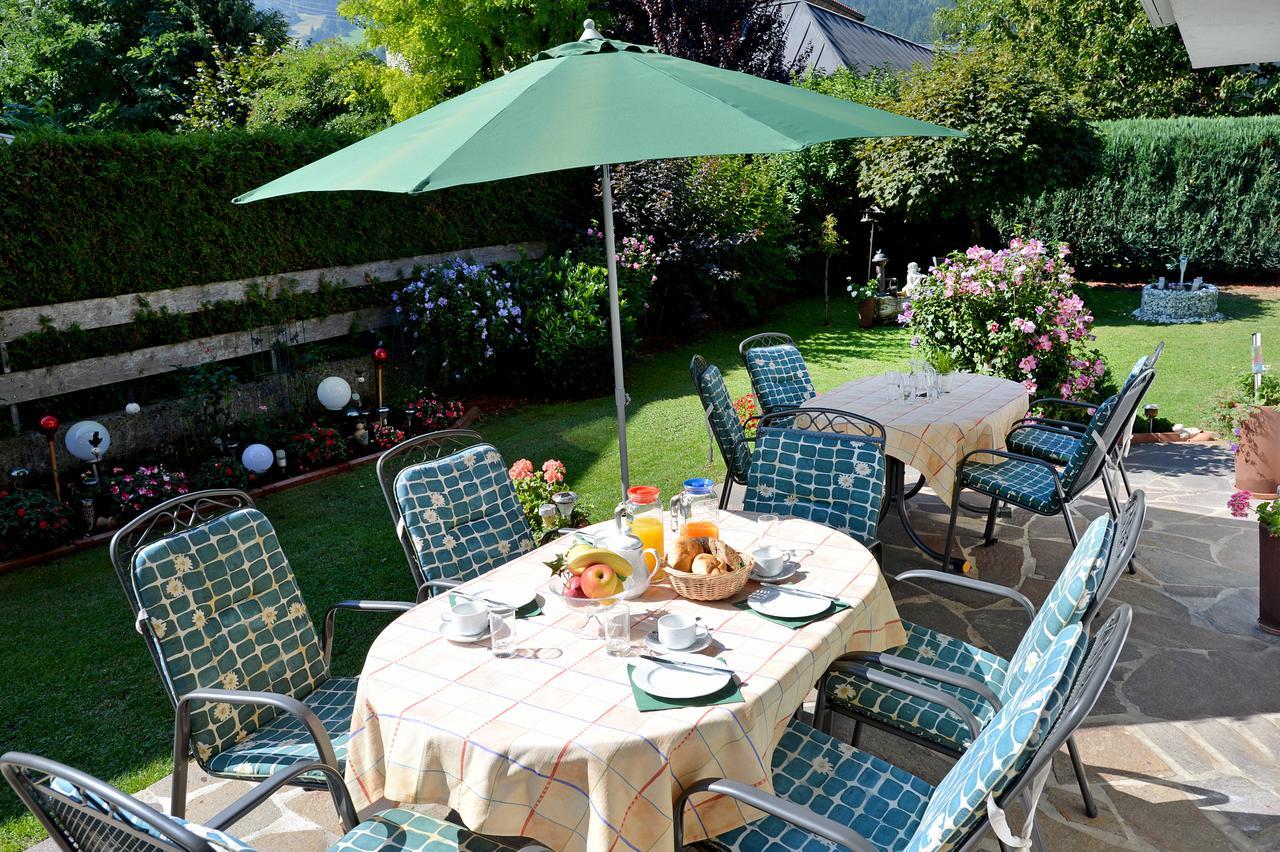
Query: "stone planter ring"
1132 282 1224 324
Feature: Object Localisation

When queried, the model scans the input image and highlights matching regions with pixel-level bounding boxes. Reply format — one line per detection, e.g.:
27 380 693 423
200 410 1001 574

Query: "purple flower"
1227 489 1252 518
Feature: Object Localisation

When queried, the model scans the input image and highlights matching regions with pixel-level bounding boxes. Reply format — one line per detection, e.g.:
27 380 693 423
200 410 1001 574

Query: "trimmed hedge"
994 116 1280 276
0 129 587 310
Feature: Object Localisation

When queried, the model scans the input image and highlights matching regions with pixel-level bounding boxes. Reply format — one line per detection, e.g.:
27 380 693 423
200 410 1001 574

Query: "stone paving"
33 443 1278 850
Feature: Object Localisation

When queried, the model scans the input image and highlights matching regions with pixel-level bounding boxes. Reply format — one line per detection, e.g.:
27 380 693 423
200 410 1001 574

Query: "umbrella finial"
581 18 603 40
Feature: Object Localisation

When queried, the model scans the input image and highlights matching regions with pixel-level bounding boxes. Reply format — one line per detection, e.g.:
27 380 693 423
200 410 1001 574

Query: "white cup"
657 613 697 650
442 599 488 636
752 545 786 577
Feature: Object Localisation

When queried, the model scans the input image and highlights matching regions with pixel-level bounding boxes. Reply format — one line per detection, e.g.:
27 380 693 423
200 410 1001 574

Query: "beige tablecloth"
805 372 1030 505
345 511 904 852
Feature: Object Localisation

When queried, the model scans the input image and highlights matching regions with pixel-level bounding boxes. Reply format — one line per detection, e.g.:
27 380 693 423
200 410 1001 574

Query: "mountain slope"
851 0 952 45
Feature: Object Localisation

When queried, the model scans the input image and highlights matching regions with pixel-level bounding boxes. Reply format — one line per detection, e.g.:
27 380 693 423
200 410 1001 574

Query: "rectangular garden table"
344 511 904 852
804 371 1029 567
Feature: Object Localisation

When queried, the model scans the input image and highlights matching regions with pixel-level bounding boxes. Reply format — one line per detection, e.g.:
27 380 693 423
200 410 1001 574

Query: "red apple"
567 575 587 598
579 563 621 599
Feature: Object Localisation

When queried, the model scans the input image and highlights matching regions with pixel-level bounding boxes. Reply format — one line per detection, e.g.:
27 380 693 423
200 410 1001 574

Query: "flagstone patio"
39 442 1273 851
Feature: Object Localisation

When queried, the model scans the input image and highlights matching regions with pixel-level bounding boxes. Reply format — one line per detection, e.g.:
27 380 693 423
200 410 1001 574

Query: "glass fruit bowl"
543 573 628 638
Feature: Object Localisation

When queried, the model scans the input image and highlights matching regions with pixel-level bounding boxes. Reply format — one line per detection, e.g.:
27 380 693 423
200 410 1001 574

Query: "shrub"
395 258 527 390
105 465 192 521
994 117 1280 276
734 394 760 440
902 238 1106 401
0 129 584 310
287 423 350 472
192 456 252 491
371 422 406 449
403 396 468 434
1207 373 1280 450
0 490 76 559
508 458 591 533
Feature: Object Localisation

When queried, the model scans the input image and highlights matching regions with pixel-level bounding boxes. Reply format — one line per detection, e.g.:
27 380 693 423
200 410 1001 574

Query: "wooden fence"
0 241 544 423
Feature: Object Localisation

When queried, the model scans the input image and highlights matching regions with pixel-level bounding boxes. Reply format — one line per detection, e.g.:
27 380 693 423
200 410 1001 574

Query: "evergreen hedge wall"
994 116 1280 276
0 129 586 310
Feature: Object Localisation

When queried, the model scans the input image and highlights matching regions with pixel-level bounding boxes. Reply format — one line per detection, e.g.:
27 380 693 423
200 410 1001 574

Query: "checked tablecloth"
804 372 1030 506
344 511 904 852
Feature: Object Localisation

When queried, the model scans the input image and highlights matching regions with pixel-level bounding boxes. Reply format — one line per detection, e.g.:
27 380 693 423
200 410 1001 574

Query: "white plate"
644 625 712 654
749 562 799 584
463 585 537 611
441 620 491 644
632 652 732 700
747 587 830 619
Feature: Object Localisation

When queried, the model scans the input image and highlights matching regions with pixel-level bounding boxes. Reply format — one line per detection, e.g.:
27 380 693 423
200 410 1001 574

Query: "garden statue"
905 261 926 294
354 420 370 446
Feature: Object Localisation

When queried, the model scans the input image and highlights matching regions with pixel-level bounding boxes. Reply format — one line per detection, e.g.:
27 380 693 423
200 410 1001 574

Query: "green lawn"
0 288 1274 849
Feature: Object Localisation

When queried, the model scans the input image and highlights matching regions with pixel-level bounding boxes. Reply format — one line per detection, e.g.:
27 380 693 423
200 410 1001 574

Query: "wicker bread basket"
665 538 752 601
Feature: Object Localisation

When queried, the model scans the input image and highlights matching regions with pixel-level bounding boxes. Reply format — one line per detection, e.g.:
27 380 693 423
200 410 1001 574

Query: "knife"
769 587 845 605
639 655 735 677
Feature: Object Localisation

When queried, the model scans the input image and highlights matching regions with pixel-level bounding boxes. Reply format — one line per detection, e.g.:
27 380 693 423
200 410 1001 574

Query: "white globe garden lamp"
317 376 352 411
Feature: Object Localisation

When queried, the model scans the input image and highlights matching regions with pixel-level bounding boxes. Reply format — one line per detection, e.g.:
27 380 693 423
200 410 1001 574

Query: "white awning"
1142 0 1280 68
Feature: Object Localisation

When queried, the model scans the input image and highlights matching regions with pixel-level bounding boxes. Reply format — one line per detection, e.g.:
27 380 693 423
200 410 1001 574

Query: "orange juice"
630 515 665 574
681 520 720 539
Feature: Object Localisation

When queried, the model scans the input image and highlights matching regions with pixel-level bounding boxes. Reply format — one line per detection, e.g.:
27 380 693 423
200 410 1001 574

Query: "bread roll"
672 536 707 573
691 553 719 575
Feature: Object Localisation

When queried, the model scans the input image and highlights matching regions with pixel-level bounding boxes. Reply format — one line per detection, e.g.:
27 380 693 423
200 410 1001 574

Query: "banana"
564 545 633 579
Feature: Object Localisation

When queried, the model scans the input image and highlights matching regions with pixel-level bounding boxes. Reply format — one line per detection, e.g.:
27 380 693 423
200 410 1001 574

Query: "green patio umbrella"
234 19 962 494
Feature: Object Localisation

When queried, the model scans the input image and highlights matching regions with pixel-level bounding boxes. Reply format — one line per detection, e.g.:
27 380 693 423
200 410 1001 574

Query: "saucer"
441 620 491 644
750 561 799 584
644 624 712 654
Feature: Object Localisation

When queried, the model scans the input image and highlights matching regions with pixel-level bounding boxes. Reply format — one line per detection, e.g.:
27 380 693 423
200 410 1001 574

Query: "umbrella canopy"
234 22 962 495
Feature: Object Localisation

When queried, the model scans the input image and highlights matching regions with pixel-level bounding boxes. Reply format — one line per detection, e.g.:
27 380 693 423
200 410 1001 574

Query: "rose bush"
105 464 191 521
900 238 1107 402
287 423 349 472
404 395 467 434
0 490 75 559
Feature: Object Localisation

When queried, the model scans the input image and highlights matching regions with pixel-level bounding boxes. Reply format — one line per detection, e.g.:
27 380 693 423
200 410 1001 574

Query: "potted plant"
846 278 879 328
1228 490 1280 634
927 348 958 393
1209 373 1280 496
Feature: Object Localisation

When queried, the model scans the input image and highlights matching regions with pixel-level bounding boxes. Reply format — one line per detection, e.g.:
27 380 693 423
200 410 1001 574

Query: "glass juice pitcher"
669 477 720 539
617 485 663 574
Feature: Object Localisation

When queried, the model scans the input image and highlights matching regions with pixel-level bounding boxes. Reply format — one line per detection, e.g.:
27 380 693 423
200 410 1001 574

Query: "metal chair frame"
674 605 1132 852
108 489 413 816
811 490 1145 821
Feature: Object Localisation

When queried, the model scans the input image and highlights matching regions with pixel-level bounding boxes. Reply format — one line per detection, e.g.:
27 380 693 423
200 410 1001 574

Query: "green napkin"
733 597 850 629
627 658 744 712
516 598 543 619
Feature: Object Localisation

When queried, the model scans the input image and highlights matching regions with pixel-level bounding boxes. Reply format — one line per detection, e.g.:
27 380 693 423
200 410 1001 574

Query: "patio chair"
739 332 817 414
1009 342 1163 498
377 430 540 601
691 355 758 509
1 751 543 851
814 490 1146 820
676 608 1129 852
108 490 414 818
743 412 887 551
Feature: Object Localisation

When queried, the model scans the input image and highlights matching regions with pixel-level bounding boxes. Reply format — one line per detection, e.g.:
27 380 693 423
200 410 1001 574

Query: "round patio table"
343 511 904 852
803 372 1029 567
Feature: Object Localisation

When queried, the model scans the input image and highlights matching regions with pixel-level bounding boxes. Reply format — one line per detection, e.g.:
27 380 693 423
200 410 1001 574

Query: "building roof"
1142 0 1280 68
779 0 933 75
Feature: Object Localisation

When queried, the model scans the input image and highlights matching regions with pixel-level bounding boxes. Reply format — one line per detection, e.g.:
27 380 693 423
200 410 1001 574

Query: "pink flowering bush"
1228 489 1280 537
106 464 191 521
508 458 591 531
901 238 1107 402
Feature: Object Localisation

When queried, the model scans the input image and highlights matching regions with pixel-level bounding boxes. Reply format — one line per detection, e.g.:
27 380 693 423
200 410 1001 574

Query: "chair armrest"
674 778 879 852
826 662 983 741
174 688 341 775
1018 416 1087 432
827 650 1002 710
761 407 886 441
1007 423 1082 446
891 569 1036 622
1031 397 1096 411
323 600 415 666
206 759 358 833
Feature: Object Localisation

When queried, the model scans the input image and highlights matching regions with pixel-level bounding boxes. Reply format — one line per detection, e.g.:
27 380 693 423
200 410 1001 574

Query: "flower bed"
1132 283 1224 324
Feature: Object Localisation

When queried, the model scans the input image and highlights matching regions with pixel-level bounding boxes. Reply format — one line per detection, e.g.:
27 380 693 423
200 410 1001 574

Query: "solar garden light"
873 250 889 295
553 491 579 519
539 503 558 528
861 206 883 285
1144 403 1159 432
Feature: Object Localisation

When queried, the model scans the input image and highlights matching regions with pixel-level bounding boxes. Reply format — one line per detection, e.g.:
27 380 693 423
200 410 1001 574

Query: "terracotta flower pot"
858 298 876 328
1259 523 1280 635
1234 406 1280 497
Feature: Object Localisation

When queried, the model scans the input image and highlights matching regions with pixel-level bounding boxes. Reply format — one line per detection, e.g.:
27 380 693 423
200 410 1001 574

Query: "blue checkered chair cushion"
707 719 935 852
744 344 817 414
958 456 1062 513
332 808 524 851
1058 394 1118 491
744 426 885 547
204 676 357 783
695 362 753 484
395 444 535 585
1005 427 1079 464
709 626 1081 852
825 513 1108 751
131 507 329 767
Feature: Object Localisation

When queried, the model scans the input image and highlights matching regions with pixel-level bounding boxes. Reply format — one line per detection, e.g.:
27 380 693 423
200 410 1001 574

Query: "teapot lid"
683 477 715 495
597 530 643 551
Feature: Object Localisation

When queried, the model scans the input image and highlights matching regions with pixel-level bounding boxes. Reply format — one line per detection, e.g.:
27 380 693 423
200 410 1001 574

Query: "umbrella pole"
600 163 630 497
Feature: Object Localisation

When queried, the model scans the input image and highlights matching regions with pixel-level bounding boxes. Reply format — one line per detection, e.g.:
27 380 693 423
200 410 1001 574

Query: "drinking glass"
757 513 780 550
489 605 518 658
884 371 903 402
602 604 632 657
902 372 919 404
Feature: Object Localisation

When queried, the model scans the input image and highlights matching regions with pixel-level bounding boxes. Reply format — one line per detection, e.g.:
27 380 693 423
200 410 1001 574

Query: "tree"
247 42 392 135
0 0 288 130
337 0 592 118
936 0 1280 118
857 50 1099 231
606 0 798 81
